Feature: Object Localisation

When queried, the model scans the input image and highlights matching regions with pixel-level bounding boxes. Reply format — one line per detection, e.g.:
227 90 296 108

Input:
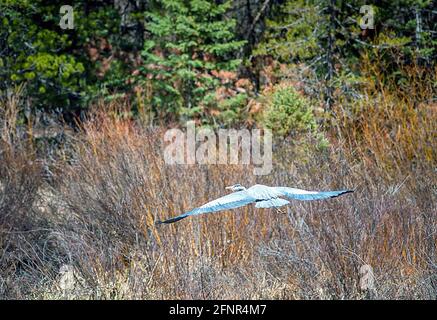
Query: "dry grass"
0 63 436 299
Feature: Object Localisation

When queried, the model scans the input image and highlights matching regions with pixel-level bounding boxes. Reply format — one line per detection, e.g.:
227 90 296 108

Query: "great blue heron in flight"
156 184 353 224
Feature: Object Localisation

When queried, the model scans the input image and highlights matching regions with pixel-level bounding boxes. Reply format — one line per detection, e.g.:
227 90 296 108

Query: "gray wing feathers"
157 191 256 224
276 187 353 201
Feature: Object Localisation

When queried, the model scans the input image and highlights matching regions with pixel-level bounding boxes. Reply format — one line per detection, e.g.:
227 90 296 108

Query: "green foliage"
1 1 79 110
0 0 121 113
1 0 435 128
215 92 249 126
135 0 246 123
254 0 320 62
74 5 126 104
262 85 317 137
254 0 437 106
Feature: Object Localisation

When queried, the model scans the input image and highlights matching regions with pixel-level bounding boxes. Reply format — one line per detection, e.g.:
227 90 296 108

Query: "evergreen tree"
253 0 437 108
136 0 246 123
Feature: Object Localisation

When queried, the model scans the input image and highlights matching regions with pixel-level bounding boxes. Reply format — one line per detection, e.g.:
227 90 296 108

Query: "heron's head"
225 183 246 192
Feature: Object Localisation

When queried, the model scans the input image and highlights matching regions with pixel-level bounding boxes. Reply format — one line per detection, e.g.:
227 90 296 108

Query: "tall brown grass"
0 62 435 299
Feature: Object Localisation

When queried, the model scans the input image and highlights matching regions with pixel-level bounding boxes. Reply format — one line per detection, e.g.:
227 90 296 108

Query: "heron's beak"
225 186 233 190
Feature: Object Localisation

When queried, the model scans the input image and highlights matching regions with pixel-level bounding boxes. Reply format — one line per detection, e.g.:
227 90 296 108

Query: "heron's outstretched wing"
156 191 256 224
276 187 353 201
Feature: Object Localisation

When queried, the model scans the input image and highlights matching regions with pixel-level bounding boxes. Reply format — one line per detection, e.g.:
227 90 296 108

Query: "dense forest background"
2 0 436 126
0 0 436 299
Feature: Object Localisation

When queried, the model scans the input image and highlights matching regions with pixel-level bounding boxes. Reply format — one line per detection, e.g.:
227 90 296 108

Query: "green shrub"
262 85 317 137
260 84 329 149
